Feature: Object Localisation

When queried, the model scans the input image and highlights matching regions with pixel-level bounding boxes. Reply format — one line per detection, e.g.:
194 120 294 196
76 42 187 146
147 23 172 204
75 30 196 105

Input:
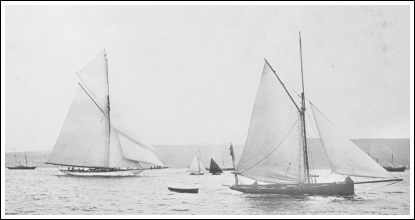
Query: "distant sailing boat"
209 158 223 175
220 144 236 171
229 33 402 195
187 152 206 175
46 50 164 177
7 149 37 170
383 148 406 172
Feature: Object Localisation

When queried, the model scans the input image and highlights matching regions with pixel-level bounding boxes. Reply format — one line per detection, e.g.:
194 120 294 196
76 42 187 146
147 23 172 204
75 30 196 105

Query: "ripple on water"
5 168 411 215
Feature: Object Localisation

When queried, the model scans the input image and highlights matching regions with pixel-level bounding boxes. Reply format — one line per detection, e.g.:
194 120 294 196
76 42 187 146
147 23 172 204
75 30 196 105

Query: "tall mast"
104 49 111 167
25 152 28 166
13 148 18 166
299 32 311 184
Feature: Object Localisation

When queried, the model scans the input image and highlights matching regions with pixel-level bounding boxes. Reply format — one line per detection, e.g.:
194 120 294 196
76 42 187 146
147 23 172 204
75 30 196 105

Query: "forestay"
311 104 393 179
236 61 305 184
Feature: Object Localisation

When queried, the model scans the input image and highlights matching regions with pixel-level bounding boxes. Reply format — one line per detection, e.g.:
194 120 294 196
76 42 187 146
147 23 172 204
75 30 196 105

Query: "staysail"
209 158 223 174
310 103 393 178
236 61 304 184
47 50 164 168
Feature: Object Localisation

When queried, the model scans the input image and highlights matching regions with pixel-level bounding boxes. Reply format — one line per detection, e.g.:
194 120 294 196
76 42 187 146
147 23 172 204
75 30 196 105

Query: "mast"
299 32 311 184
104 49 111 167
230 143 239 185
197 152 201 173
391 148 394 166
13 148 18 166
25 152 28 166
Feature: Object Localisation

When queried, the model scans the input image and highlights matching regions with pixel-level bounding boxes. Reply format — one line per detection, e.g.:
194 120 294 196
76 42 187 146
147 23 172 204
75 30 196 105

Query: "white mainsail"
236 61 305 184
47 50 164 168
311 104 393 179
47 84 109 167
188 154 206 173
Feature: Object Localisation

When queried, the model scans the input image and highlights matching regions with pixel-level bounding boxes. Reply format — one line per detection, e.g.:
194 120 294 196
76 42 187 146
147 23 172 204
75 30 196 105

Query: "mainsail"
188 154 206 174
47 50 164 168
236 61 304 184
47 84 109 167
310 104 393 179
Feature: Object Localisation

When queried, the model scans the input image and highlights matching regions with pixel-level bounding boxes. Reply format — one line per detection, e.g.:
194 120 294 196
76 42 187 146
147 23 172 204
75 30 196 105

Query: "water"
5 168 410 215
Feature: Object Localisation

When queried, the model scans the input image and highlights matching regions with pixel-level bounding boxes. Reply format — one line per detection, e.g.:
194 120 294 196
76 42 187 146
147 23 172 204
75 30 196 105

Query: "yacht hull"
230 181 354 196
383 166 406 172
60 169 143 177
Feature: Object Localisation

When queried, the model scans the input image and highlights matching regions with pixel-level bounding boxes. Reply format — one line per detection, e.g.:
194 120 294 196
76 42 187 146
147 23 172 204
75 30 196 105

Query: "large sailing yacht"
229 33 402 195
46 50 164 177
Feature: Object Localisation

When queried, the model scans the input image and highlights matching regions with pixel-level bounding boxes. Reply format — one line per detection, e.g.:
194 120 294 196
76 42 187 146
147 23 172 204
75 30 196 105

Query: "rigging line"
237 116 301 174
308 101 338 174
77 82 108 117
264 58 301 112
304 110 320 173
309 101 397 178
114 127 156 152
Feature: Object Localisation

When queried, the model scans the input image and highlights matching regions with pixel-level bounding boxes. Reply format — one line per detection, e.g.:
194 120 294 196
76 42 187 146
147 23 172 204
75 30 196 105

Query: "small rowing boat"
168 187 199 194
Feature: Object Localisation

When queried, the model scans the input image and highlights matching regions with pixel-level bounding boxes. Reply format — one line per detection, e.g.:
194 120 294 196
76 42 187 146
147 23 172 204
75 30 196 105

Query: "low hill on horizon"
5 138 410 169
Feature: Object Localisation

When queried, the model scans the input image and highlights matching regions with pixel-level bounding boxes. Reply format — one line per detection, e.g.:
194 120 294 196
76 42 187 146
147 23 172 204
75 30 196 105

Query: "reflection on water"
5 168 410 215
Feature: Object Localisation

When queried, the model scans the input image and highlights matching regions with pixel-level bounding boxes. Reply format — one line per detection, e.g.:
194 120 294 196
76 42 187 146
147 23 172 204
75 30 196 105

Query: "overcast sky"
4 5 411 152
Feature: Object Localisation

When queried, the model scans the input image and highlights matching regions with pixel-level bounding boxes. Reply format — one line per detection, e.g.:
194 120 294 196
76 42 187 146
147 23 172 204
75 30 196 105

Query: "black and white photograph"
1 1 413 218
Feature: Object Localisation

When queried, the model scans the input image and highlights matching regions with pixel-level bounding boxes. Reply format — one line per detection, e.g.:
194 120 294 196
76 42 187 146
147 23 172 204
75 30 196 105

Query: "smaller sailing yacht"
209 158 223 175
7 150 37 170
187 153 207 175
383 148 406 172
229 32 402 195
46 50 164 177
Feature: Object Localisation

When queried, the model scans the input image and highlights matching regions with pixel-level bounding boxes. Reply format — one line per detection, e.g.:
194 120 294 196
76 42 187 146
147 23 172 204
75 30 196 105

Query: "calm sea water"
5 168 410 215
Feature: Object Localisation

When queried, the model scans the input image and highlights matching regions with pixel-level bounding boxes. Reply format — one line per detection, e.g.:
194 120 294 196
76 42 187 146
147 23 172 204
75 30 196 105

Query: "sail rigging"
188 154 206 174
236 61 305 184
310 103 393 179
209 158 223 174
47 50 164 168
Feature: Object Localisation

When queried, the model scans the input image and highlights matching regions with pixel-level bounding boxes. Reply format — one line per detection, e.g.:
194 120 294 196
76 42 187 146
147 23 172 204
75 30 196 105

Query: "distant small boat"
382 149 406 172
7 150 37 170
168 187 198 194
209 158 223 175
187 152 207 175
383 166 406 172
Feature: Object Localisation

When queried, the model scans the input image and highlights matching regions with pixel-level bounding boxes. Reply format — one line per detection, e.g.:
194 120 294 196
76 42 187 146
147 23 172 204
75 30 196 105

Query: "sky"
4 5 411 152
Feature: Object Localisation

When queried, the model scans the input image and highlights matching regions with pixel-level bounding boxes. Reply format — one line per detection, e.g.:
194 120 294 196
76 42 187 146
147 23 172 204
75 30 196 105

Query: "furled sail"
311 104 393 178
209 158 223 174
188 154 206 173
236 61 305 184
47 84 109 167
